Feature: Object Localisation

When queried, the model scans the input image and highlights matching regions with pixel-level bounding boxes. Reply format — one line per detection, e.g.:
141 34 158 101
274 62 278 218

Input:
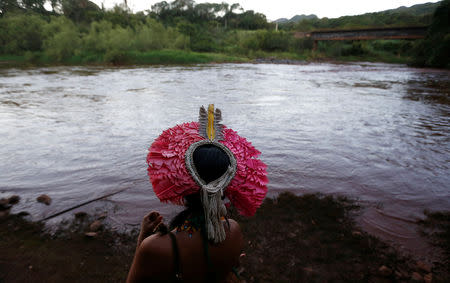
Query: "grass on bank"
0 47 415 67
2 192 448 282
0 50 249 67
0 55 26 64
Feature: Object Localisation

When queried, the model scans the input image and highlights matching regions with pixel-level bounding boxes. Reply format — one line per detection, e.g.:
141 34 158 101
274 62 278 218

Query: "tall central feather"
207 104 215 140
198 104 223 141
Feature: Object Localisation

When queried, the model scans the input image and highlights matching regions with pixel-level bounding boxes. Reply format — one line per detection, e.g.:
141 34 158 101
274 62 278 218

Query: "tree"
221 2 242 28
21 0 47 14
151 1 170 16
193 3 221 22
61 0 100 23
43 16 81 61
0 13 46 53
0 0 21 16
49 0 62 13
236 10 269 30
412 0 449 68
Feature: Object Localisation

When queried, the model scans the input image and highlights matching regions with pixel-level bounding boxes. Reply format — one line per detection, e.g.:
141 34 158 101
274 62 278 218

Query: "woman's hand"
137 211 163 247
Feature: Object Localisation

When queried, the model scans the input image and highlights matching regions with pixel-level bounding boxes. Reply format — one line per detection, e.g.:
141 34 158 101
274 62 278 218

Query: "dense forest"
0 0 448 68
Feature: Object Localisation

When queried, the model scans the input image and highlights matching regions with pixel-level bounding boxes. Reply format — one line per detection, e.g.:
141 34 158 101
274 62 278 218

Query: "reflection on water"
0 63 449 257
405 75 450 105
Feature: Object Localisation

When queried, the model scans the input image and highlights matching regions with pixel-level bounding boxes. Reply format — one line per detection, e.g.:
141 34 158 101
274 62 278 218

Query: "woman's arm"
136 211 163 250
127 211 164 282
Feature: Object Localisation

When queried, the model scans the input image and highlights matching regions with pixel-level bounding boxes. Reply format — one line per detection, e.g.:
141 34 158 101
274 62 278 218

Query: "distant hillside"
275 14 318 23
278 1 440 29
383 2 439 16
274 18 289 24
328 2 439 28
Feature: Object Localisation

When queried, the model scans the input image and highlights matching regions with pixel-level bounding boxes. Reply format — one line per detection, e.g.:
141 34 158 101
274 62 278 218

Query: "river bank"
1 192 448 282
0 49 412 68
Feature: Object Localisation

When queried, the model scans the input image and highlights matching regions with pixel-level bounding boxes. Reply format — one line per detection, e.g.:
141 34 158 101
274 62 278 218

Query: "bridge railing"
294 26 428 41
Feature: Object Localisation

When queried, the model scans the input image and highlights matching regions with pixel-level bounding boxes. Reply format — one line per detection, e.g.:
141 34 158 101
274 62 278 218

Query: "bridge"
293 26 428 49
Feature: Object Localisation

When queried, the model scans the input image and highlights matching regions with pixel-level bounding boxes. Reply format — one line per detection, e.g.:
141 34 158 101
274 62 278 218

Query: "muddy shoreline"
1 192 448 282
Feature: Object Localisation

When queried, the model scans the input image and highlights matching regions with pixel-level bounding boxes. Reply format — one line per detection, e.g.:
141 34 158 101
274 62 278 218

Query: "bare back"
127 219 243 282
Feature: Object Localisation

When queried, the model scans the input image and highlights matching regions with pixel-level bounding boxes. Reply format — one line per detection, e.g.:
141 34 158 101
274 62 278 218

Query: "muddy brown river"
1 62 449 258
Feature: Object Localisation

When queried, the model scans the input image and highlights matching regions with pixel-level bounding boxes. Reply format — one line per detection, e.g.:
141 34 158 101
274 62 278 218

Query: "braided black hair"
166 145 231 232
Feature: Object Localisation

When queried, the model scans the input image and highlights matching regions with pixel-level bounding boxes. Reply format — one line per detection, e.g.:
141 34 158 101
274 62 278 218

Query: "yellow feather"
207 104 215 140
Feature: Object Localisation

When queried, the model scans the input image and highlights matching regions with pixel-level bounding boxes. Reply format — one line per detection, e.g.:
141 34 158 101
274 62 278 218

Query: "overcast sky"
91 0 441 21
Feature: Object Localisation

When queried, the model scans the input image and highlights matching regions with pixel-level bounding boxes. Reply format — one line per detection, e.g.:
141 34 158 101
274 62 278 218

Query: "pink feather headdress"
147 105 268 241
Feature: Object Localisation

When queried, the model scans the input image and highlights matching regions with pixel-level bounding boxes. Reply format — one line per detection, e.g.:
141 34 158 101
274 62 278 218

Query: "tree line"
0 0 448 68
0 0 294 63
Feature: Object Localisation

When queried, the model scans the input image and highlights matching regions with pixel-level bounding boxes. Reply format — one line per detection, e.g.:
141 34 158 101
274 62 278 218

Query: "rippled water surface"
1 63 449 254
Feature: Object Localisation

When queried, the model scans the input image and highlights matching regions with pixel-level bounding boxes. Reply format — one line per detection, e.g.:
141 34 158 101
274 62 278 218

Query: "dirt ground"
1 192 448 282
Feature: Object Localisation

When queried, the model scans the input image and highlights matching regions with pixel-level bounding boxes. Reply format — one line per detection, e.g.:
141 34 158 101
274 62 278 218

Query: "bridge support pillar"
313 40 318 51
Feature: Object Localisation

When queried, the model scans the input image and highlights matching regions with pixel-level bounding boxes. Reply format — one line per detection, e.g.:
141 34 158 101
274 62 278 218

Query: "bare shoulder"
227 219 244 254
227 218 240 228
226 219 242 236
222 218 244 251
139 233 171 259
132 233 173 279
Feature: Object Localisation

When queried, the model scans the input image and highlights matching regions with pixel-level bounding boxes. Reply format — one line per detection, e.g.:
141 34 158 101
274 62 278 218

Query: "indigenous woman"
127 105 268 282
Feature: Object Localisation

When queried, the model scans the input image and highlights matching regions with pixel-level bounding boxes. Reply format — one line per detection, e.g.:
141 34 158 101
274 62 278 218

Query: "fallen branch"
40 187 131 221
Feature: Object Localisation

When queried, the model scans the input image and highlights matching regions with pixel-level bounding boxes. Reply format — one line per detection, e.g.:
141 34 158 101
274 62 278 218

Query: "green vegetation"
0 0 273 65
410 0 450 68
277 2 437 31
0 0 447 67
314 40 416 64
277 1 449 68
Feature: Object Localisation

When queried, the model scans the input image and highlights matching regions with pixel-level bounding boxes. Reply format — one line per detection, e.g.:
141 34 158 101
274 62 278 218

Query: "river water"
1 62 449 257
